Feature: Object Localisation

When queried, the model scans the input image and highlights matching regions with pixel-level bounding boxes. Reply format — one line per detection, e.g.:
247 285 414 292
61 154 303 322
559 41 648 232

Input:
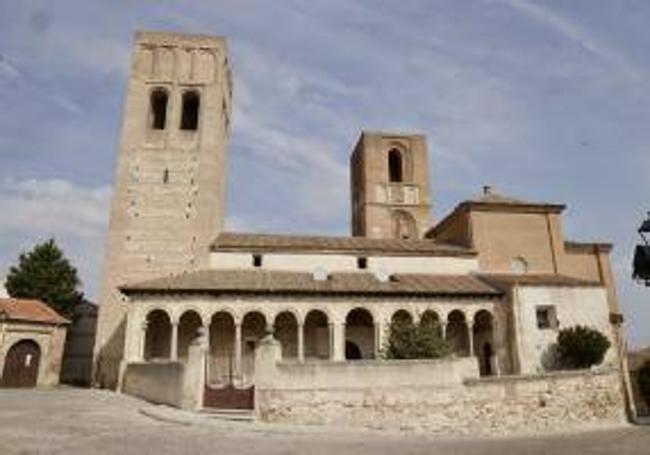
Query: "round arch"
388 148 404 183
446 309 469 357
304 309 330 359
144 309 172 360
148 87 169 130
177 310 203 359
473 310 495 376
420 309 442 338
391 309 414 325
272 307 302 326
208 311 236 385
345 308 375 360
172 305 206 325
386 142 413 182
274 311 299 359
1 339 41 387
241 311 267 383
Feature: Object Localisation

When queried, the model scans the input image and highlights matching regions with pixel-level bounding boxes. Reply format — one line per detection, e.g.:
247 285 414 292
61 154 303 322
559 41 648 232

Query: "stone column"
139 321 148 361
328 323 335 360
234 322 242 380
441 322 447 341
297 322 305 362
374 322 384 359
468 322 474 357
202 323 210 381
170 320 179 361
491 320 501 376
331 322 345 361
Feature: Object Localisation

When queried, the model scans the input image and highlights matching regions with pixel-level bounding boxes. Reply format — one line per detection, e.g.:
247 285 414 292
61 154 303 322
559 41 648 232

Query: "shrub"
556 325 610 369
382 317 449 360
637 360 650 407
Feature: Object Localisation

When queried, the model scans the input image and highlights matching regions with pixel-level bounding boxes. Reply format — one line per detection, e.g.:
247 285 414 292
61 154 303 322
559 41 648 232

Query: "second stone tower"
350 132 432 239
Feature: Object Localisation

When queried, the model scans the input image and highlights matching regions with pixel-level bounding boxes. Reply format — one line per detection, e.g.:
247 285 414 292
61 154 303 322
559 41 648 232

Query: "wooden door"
1 340 41 387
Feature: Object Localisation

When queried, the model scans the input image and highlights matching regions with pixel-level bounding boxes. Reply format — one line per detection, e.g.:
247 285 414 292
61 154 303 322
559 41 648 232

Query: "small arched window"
388 149 403 182
149 88 168 130
180 91 200 131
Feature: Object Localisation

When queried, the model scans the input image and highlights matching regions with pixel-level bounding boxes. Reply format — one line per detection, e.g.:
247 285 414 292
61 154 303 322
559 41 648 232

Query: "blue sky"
0 0 649 347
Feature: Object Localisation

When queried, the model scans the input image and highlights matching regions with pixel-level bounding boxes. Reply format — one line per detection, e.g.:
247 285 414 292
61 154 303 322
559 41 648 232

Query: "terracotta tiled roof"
121 269 502 298
477 273 602 289
0 298 69 325
211 232 476 257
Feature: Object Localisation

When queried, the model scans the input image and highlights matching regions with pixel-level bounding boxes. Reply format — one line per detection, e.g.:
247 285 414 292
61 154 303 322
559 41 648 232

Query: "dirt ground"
0 388 647 455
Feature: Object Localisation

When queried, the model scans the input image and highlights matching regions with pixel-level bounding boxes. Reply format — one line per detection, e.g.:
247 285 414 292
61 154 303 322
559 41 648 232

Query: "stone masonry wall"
122 361 185 407
255 338 625 436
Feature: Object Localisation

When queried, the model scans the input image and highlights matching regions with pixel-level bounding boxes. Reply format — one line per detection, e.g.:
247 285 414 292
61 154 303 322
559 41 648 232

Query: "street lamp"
633 212 650 285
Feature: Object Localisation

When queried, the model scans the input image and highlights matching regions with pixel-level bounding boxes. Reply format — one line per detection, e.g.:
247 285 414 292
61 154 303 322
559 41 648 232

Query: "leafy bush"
556 325 610 369
637 360 650 407
382 317 449 360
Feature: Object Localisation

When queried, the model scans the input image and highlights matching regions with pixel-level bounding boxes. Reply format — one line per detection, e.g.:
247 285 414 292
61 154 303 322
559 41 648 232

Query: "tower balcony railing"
376 183 420 205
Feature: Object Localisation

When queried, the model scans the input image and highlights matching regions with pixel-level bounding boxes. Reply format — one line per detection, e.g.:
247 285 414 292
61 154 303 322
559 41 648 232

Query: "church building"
94 32 626 417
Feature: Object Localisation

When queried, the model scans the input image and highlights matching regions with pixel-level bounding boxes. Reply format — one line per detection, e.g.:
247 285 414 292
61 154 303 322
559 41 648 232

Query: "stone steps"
199 408 255 422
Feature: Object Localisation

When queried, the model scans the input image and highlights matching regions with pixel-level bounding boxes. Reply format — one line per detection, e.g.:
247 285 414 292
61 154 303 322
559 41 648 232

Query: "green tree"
382 317 449 360
637 360 650 408
5 239 83 318
556 325 611 369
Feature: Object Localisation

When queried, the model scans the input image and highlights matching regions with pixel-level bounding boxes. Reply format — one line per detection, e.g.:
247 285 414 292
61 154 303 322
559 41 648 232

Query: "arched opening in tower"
149 88 168 130
388 149 403 182
180 91 200 130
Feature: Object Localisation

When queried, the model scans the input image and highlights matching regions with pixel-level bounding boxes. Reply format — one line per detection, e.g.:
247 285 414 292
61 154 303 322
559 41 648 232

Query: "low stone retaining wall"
254 337 626 435
121 337 207 410
122 361 185 407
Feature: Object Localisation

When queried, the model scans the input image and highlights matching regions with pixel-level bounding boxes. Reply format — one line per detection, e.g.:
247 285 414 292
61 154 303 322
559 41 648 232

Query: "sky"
0 0 648 347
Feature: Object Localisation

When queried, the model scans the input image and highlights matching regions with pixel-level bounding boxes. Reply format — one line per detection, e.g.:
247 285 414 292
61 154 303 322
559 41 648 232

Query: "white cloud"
503 0 641 80
0 177 111 298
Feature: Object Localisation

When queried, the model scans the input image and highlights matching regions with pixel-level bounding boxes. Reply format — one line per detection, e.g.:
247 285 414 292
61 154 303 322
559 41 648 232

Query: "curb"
138 406 195 426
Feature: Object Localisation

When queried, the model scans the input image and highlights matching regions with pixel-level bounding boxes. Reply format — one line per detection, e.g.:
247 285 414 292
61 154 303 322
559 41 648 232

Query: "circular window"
510 257 528 274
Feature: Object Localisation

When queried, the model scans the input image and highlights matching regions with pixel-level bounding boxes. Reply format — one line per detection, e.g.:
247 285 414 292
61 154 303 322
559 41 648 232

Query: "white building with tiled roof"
0 297 69 387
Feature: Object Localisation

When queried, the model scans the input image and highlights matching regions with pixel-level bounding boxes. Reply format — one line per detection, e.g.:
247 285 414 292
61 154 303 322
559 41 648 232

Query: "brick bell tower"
350 132 432 239
94 31 232 388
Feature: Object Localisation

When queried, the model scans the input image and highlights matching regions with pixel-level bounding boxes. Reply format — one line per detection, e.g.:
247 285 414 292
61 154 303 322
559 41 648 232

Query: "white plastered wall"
209 252 479 275
514 286 616 374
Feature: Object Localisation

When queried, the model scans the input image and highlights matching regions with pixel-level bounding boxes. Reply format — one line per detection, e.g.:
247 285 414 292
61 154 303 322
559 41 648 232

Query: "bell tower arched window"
149 88 168 130
388 149 403 182
180 91 200 131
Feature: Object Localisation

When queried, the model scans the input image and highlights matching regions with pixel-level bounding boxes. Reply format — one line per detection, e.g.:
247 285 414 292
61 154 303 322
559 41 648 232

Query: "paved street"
0 388 647 455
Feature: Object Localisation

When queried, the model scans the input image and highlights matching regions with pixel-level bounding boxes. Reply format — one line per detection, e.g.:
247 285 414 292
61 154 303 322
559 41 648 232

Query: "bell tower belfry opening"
350 132 432 239
94 31 232 388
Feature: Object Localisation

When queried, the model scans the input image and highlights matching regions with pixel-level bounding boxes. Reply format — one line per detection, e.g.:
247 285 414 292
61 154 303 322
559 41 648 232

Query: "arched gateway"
2 340 41 388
